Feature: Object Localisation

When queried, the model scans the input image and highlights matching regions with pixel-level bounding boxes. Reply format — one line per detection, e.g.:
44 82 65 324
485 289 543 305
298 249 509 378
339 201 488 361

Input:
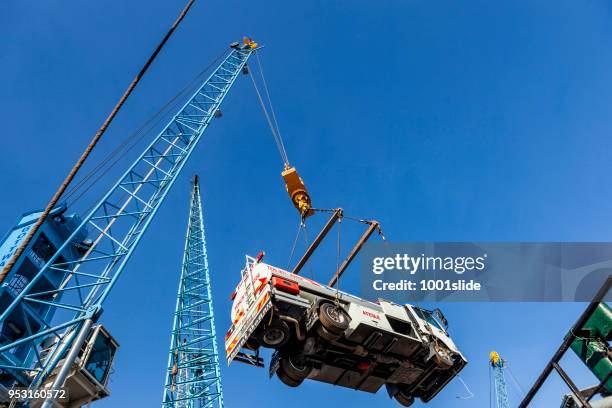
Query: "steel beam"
328 221 379 287
292 209 343 275
518 276 612 407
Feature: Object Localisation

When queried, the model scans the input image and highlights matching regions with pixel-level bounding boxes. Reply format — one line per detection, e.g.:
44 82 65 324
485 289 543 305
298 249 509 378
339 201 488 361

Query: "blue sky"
2 0 612 407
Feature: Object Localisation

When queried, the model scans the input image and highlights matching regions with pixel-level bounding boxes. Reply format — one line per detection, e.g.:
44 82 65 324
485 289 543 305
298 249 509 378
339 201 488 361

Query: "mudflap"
234 350 265 368
269 349 281 378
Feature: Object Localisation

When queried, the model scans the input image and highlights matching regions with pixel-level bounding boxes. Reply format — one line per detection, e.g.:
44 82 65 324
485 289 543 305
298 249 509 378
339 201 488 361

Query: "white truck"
225 255 467 407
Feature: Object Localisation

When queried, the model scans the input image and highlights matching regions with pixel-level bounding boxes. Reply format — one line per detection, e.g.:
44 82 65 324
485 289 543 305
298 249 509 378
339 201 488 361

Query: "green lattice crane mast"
162 176 223 408
490 351 510 408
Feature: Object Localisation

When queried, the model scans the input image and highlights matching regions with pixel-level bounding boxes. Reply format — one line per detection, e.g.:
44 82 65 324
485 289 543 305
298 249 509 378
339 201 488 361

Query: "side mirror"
433 308 448 329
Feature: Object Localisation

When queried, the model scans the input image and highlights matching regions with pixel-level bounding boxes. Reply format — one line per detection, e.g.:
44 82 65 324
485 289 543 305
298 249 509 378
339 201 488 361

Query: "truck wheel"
395 391 414 407
431 343 453 368
280 354 312 381
316 324 341 342
277 367 303 387
319 303 349 334
260 320 290 348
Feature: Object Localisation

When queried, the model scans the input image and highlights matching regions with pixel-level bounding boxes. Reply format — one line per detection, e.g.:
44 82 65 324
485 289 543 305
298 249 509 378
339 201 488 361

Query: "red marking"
225 326 233 341
362 310 381 320
357 361 370 371
256 293 270 312
272 276 299 295
299 276 322 287
254 278 269 295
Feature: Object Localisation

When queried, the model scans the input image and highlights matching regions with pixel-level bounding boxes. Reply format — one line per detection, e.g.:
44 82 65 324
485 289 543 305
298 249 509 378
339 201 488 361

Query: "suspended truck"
225 254 467 407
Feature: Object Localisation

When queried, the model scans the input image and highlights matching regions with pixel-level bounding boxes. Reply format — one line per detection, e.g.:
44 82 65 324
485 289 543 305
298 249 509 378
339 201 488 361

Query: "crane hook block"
243 36 258 49
282 166 313 218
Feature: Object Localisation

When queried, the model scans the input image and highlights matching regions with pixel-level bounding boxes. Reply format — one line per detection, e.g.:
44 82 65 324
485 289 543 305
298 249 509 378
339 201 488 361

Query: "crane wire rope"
287 219 304 269
64 49 229 206
254 51 289 165
301 222 315 279
456 374 475 400
312 207 391 305
506 362 526 399
248 55 289 167
0 0 198 285
287 220 315 278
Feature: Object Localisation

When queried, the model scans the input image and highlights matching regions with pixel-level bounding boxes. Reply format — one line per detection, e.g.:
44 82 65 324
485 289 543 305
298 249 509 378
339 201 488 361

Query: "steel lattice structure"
491 355 510 408
0 43 254 396
162 176 223 408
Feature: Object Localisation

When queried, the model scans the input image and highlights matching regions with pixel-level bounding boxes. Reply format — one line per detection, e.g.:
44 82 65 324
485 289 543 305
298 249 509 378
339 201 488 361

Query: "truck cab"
225 255 467 406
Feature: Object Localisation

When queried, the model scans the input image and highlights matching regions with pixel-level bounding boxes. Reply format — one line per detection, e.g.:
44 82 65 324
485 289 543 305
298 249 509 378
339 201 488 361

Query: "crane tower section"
490 351 510 408
162 176 223 408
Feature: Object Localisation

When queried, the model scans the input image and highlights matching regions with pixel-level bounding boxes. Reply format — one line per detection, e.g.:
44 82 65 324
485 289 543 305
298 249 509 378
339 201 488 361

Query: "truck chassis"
225 256 467 406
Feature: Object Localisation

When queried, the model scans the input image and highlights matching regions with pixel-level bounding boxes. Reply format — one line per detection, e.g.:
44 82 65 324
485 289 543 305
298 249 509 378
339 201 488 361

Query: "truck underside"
226 258 467 406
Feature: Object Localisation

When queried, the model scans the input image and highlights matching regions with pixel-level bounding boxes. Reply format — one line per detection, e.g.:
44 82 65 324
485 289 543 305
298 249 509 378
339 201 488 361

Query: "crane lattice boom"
0 42 254 395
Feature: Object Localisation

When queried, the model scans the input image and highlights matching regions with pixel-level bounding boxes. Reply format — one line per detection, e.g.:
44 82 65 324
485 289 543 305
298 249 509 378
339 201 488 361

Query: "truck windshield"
415 307 444 331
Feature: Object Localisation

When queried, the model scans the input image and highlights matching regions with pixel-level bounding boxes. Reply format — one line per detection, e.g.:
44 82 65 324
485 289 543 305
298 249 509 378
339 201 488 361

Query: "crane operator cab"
225 256 467 406
26 324 119 407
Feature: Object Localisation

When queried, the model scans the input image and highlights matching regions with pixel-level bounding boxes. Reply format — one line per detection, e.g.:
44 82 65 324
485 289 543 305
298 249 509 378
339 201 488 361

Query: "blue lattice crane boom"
162 175 223 408
490 351 510 408
0 39 257 406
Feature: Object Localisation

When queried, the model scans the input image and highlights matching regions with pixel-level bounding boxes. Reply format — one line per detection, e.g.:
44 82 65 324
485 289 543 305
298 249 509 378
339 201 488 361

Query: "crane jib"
0 44 255 390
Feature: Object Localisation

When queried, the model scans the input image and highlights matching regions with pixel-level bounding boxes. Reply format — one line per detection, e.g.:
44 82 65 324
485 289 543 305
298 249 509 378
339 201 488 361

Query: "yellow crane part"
282 166 313 218
243 36 258 49
490 350 502 366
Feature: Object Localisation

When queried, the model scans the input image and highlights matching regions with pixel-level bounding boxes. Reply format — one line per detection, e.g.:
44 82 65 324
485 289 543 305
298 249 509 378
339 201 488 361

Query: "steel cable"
0 0 198 284
65 49 229 205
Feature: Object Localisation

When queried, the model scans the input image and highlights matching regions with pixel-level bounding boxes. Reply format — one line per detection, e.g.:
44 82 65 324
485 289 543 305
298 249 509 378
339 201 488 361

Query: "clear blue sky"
2 1 612 407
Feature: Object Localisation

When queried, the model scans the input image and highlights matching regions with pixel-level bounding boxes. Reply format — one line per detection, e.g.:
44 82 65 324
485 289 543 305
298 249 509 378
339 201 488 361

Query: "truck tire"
260 320 290 348
319 303 349 335
316 324 341 342
431 342 453 368
280 354 312 381
394 391 414 407
277 367 303 387
244 338 260 350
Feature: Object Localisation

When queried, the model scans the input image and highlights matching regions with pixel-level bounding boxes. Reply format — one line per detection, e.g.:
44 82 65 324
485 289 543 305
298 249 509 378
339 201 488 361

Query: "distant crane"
490 351 510 408
162 176 223 408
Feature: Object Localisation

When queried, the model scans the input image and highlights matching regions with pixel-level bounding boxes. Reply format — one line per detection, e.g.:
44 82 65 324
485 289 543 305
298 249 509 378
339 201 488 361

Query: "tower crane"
0 38 268 407
490 351 510 408
162 176 224 408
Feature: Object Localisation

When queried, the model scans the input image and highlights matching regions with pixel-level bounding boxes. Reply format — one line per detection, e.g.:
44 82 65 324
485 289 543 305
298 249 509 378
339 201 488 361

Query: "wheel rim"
264 328 285 345
289 356 307 373
326 305 345 324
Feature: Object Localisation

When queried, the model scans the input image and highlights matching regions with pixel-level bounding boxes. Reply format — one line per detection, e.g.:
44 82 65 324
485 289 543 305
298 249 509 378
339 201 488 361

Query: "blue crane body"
0 206 86 385
0 40 256 404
